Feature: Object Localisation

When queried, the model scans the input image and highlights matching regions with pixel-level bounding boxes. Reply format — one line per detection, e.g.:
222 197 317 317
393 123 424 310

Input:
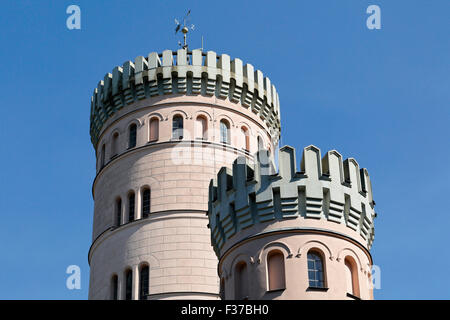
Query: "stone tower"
88 49 281 299
207 146 376 300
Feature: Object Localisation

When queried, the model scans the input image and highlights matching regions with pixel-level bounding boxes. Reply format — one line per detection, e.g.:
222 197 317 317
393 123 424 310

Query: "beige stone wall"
89 212 219 300
219 230 373 300
89 95 275 299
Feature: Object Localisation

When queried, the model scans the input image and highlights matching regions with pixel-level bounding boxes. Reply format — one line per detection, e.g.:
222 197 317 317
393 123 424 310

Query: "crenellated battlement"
90 49 281 147
207 145 376 258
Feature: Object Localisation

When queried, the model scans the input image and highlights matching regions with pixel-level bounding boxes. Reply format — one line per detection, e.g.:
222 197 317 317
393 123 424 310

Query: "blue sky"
0 0 448 299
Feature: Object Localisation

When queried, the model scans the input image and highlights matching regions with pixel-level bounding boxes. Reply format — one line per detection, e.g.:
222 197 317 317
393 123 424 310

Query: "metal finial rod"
182 26 189 49
175 10 194 50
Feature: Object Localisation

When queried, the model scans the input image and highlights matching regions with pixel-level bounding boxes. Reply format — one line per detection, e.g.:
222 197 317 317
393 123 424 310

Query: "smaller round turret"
207 145 376 300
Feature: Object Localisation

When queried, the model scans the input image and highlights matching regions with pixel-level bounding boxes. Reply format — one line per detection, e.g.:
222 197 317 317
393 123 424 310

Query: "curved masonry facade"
88 49 281 300
208 146 376 299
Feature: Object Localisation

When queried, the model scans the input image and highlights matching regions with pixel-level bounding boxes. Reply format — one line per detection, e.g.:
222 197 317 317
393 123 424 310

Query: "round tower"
207 146 376 300
88 49 281 300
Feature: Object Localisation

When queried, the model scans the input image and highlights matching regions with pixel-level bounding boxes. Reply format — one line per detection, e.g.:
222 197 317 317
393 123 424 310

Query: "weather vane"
174 9 195 50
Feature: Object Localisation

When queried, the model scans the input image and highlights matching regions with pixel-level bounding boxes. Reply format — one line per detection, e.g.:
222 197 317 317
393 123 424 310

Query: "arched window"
128 192 135 222
149 118 159 142
111 275 118 300
195 116 208 140
139 265 149 300
220 119 230 144
235 262 248 300
241 126 250 151
344 256 360 297
142 188 150 218
172 115 183 139
307 251 325 288
125 269 132 300
129 123 137 148
111 132 119 158
115 198 122 226
100 143 106 168
267 250 286 291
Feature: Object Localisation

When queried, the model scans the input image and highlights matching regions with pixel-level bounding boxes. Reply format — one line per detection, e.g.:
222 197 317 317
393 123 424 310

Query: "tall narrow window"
149 118 159 142
100 143 106 168
220 119 230 144
139 265 149 300
111 275 118 300
125 269 132 300
172 115 183 139
195 116 208 140
128 192 135 222
344 257 360 297
235 262 248 300
142 188 150 218
116 198 122 226
111 132 119 158
307 251 325 288
344 260 353 294
267 251 286 291
129 123 137 148
241 126 250 151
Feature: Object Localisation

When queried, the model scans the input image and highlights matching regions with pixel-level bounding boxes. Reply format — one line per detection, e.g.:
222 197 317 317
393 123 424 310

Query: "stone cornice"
208 145 376 259
90 49 281 147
